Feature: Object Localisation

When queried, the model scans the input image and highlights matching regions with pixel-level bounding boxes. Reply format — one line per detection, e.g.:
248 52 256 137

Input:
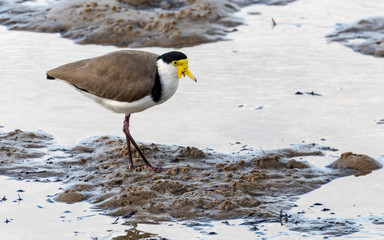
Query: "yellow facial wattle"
173 59 197 82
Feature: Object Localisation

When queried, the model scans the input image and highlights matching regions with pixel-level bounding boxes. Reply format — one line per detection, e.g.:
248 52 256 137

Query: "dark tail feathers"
46 74 55 80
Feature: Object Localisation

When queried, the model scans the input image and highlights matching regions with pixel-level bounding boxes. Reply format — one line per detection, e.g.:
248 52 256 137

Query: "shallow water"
1 0 384 239
0 176 129 239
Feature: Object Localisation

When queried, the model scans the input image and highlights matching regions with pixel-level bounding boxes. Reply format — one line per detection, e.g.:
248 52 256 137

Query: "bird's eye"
172 61 177 66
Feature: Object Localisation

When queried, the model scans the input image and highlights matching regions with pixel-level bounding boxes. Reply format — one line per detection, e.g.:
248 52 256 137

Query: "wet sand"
0 0 295 48
327 17 384 57
1 128 380 225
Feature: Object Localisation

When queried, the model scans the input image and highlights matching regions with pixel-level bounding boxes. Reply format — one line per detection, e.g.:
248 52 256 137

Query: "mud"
242 214 361 237
112 227 159 240
286 216 360 236
0 0 295 48
55 189 86 202
327 17 384 57
327 152 382 172
0 128 368 224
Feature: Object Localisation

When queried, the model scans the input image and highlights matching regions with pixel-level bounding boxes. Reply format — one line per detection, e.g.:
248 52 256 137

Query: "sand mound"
55 189 86 202
327 17 384 57
327 152 382 172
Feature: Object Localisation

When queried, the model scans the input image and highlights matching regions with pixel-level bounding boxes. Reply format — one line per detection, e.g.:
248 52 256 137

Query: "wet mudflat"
327 17 384 58
1 128 380 239
1 0 384 239
0 0 294 48
0 129 361 222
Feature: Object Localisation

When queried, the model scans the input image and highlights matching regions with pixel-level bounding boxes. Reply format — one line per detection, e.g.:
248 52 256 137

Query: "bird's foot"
146 165 168 173
127 164 135 171
127 164 166 173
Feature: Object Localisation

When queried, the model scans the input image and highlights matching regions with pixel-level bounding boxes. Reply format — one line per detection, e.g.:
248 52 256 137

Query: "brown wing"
47 50 159 102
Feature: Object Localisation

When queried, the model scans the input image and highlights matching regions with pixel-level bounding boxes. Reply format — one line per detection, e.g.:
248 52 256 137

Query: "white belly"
82 92 157 115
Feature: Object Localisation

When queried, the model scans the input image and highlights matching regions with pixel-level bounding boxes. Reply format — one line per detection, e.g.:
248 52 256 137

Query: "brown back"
47 50 159 102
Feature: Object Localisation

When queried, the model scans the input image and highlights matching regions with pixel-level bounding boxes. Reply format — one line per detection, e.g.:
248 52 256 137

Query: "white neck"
156 59 180 104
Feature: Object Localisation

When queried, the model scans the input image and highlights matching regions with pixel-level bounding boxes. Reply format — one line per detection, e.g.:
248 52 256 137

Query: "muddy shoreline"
0 0 295 48
327 17 384 58
2 128 380 225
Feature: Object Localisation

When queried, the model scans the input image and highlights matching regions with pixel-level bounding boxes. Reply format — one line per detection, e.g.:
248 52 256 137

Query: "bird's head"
158 51 197 82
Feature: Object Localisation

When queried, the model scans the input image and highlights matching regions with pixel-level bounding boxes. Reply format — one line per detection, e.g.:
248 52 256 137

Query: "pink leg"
122 115 166 172
124 132 134 170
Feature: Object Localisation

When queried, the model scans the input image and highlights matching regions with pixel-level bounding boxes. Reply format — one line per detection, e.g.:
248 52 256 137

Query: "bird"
46 50 196 172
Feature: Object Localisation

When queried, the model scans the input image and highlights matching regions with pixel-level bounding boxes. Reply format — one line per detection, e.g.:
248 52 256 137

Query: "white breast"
156 59 180 104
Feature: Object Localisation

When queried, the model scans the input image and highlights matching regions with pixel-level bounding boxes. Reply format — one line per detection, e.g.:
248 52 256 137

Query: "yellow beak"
176 59 197 82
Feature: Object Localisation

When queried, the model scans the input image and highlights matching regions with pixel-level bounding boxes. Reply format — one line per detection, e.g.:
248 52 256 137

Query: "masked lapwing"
46 50 196 172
